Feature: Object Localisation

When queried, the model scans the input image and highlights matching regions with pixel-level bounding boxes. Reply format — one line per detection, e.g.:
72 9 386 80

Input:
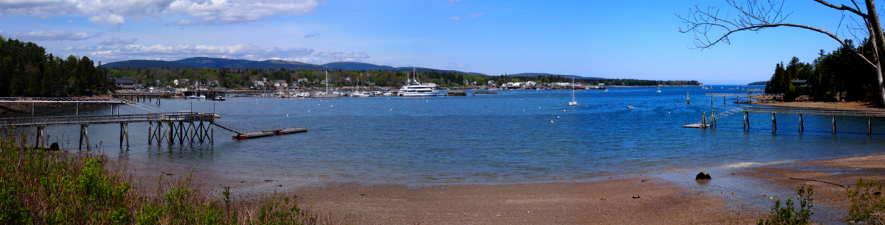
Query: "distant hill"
748 81 768 86
323 62 396 71
106 57 608 78
174 57 326 70
103 60 194 69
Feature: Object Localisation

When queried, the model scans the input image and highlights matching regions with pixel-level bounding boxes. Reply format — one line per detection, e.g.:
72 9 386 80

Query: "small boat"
627 106 634 109
213 96 225 101
187 94 206 99
214 114 221 118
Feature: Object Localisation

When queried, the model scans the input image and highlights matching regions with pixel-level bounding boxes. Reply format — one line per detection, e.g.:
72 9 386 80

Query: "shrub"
847 178 885 224
758 185 814 225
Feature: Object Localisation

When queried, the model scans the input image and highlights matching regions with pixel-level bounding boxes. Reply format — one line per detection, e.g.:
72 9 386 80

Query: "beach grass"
0 130 334 225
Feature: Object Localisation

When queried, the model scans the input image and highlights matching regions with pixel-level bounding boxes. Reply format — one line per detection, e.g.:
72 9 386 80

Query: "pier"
1 111 306 150
686 106 885 135
742 106 885 134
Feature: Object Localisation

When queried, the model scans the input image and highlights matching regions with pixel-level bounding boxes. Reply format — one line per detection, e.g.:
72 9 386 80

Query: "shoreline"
120 152 885 224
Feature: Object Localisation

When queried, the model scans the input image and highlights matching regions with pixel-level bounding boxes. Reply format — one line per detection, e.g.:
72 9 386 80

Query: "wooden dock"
686 106 885 134
232 127 307 139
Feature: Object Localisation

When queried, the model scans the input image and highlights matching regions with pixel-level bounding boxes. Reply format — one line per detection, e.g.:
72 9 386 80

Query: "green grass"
0 130 332 225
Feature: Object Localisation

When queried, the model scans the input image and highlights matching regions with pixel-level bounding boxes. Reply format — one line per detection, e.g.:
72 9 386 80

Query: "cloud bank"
99 37 138 45
0 0 320 27
8 29 101 41
66 43 370 64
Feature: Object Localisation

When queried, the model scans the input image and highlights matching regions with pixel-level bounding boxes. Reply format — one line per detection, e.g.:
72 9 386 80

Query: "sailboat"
352 73 371 97
656 82 661 93
568 77 578 106
313 71 340 98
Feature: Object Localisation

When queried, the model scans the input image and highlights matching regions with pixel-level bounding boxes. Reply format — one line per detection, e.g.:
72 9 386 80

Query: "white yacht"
399 67 439 97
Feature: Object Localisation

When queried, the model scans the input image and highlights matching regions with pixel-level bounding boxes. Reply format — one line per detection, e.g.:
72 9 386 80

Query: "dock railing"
0 112 216 128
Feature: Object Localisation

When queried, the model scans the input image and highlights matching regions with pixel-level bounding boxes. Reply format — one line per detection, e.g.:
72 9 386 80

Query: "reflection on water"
20 86 885 185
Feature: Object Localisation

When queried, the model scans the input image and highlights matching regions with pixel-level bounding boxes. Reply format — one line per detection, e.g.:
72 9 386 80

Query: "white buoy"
286 114 289 117
550 120 554 123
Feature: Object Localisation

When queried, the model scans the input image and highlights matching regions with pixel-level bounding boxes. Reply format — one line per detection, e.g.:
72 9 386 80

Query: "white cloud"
448 16 461 20
304 33 319 38
447 0 462 5
9 29 101 41
99 37 138 45
88 13 125 27
0 0 320 27
68 43 316 62
469 13 483 18
313 51 369 62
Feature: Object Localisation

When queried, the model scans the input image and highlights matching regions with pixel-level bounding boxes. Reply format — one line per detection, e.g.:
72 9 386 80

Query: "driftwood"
789 177 845 188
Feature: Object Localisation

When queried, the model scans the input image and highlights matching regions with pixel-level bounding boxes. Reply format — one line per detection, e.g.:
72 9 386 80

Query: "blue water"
29 86 885 185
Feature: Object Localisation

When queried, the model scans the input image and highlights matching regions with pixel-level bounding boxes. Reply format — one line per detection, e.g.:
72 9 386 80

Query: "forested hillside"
0 36 114 97
765 39 879 102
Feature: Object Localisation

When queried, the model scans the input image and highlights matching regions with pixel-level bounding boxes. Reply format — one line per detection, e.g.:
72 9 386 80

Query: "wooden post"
120 123 129 148
712 109 716 128
832 115 836 134
702 111 707 129
76 102 79 116
168 122 174 145
148 122 154 145
31 102 35 116
771 113 777 132
79 124 90 151
34 126 43 149
743 111 748 130
723 96 726 105
687 91 690 105
799 114 804 133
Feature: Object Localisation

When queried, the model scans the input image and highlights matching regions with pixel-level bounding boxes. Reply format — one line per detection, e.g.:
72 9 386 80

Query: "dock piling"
120 123 129 148
832 115 837 134
79 124 89 151
34 126 44 149
771 113 777 132
799 114 804 133
702 112 707 129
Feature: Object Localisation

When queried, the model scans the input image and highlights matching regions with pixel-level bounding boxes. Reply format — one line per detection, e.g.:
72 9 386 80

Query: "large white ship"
399 67 439 97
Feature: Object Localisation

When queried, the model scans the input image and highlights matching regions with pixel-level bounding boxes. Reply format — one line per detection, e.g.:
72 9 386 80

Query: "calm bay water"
32 86 885 185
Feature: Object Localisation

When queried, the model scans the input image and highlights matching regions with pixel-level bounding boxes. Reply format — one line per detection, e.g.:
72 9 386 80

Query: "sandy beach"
120 153 885 224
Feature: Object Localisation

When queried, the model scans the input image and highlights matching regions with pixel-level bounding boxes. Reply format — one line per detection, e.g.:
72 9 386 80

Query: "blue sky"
0 0 863 84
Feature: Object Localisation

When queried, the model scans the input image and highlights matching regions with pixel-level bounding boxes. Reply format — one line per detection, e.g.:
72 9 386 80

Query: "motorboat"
399 67 439 97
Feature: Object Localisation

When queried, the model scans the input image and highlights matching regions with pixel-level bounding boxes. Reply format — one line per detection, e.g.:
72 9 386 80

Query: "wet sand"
120 154 885 224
